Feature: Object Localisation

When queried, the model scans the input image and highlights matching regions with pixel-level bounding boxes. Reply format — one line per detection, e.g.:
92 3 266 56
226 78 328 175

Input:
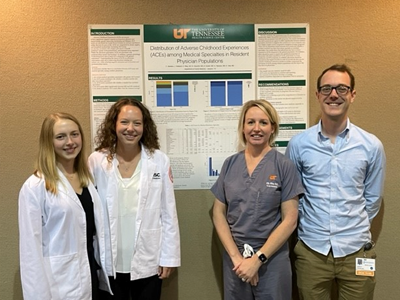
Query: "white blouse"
115 160 141 273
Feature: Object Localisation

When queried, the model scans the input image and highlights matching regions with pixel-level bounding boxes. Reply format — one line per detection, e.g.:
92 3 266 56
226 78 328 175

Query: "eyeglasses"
318 85 352 96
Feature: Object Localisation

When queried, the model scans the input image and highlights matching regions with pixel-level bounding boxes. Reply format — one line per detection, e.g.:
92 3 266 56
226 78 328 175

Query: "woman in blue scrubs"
211 100 303 300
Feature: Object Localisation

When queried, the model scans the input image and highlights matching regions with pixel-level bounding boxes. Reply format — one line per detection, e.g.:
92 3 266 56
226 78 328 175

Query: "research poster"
256 25 308 147
88 23 309 190
88 25 143 141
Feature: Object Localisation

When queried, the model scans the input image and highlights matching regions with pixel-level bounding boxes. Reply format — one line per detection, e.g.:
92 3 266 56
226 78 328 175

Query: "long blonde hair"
34 112 93 194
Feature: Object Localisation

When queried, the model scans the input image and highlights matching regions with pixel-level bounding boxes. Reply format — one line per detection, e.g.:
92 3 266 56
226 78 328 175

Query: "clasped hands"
233 256 260 286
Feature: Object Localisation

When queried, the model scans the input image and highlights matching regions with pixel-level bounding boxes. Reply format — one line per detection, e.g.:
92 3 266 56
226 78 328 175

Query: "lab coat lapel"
57 170 82 208
100 155 117 176
99 155 119 221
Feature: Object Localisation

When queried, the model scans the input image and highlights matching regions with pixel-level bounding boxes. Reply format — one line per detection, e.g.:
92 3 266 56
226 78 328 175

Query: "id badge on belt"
355 241 376 277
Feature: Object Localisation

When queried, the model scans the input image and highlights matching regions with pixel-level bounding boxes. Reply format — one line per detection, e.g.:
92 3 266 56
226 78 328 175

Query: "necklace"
118 161 136 172
117 154 139 172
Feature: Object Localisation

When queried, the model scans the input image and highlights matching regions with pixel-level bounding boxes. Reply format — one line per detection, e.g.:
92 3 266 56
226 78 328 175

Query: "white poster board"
88 23 309 190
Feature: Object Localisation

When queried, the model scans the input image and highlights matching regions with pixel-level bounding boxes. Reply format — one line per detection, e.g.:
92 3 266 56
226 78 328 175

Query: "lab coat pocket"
138 228 162 268
48 253 81 298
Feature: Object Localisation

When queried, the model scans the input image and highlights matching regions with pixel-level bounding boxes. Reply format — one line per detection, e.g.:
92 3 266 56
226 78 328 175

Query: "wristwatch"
256 251 268 264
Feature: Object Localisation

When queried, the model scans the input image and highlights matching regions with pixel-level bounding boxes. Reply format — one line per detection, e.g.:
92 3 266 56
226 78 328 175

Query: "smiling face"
53 119 82 165
317 70 356 121
243 106 274 149
116 105 143 149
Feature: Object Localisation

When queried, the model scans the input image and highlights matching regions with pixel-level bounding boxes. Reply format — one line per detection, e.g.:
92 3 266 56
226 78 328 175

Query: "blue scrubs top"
211 149 303 251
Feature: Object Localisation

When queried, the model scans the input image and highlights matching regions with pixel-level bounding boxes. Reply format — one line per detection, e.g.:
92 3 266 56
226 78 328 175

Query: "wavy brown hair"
35 112 93 194
95 98 160 161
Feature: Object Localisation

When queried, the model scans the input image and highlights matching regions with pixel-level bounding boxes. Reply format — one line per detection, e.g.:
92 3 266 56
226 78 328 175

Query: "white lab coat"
18 171 111 300
88 145 180 280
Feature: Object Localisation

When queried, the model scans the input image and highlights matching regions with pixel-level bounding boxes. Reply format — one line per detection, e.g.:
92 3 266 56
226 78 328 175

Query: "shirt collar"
317 119 351 142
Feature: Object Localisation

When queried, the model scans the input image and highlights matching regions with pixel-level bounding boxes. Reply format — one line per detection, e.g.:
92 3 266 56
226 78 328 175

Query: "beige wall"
1 0 399 299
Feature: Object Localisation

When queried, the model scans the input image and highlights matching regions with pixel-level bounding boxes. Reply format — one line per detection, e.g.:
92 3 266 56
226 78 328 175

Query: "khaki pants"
294 240 376 300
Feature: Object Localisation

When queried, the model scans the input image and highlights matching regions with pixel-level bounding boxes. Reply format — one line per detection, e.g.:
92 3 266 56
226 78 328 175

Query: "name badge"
355 258 375 277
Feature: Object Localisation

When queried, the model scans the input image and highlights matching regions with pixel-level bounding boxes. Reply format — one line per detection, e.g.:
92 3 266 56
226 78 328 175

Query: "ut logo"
173 28 190 39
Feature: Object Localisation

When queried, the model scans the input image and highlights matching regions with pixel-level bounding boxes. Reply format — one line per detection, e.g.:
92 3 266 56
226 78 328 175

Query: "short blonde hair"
35 112 93 194
238 100 280 148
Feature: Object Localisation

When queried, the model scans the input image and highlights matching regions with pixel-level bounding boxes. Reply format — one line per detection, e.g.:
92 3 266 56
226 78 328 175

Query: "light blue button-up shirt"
286 119 386 258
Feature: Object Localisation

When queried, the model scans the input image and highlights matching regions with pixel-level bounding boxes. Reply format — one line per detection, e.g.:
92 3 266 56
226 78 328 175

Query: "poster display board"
88 23 309 189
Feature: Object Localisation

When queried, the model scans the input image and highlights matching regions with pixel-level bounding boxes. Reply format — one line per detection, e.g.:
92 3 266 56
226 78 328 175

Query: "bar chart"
210 81 243 106
156 81 189 107
154 76 247 108
208 156 226 177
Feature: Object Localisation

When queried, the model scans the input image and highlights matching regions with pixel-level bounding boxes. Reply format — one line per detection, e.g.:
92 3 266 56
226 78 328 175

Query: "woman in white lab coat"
89 98 180 300
18 112 111 300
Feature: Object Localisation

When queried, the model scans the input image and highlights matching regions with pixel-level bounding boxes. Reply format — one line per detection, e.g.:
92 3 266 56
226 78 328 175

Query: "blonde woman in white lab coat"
89 98 180 300
18 112 111 300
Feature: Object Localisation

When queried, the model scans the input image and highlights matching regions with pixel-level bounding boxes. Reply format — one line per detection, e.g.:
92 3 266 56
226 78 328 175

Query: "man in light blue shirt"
286 64 386 300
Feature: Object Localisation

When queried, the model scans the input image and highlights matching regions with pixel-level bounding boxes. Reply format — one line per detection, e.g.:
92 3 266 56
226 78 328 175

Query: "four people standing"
286 64 386 299
19 64 386 299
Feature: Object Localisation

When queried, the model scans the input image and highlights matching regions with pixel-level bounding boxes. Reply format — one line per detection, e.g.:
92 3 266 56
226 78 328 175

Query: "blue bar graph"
173 81 189 106
156 80 243 107
156 81 172 106
210 81 243 106
210 81 226 106
227 81 243 106
209 157 219 176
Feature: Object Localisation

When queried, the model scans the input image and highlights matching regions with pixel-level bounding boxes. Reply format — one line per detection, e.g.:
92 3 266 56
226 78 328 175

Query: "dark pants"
99 273 162 300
